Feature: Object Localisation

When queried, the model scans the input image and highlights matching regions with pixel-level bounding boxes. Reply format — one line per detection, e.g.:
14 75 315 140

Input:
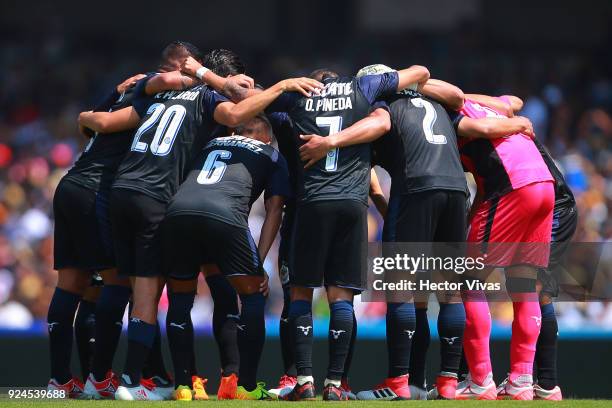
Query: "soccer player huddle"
47 40 577 401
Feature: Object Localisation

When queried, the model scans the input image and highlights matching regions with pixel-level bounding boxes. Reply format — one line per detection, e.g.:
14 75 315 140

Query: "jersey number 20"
411 98 447 145
197 150 232 185
315 116 343 171
131 103 186 155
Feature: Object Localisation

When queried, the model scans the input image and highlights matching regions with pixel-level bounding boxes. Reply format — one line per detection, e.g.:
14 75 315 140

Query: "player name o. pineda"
371 279 501 292
305 81 354 112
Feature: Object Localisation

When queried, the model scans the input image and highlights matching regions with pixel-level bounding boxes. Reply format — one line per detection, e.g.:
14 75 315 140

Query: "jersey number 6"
197 149 232 185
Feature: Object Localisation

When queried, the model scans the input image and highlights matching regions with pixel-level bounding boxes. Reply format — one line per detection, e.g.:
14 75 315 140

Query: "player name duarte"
372 279 501 292
305 82 353 112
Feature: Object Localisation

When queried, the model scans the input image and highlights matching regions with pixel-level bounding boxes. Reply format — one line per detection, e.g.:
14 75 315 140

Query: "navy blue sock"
92 285 130 380
327 300 354 380
386 302 416 378
238 292 266 390
458 350 468 380
122 318 156 385
48 288 82 384
438 303 466 375
143 321 170 381
409 308 430 388
166 291 195 387
536 303 558 390
289 300 313 378
74 299 96 381
343 308 357 381
207 275 240 376
279 285 296 377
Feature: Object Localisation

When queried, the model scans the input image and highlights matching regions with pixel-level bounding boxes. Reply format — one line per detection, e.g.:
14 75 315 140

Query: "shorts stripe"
481 196 499 253
246 229 260 269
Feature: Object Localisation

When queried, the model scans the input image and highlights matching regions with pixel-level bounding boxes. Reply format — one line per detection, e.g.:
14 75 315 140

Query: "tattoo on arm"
180 76 189 91
222 81 249 102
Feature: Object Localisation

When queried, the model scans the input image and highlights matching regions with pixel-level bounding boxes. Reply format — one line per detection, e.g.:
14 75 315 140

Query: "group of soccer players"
46 40 577 401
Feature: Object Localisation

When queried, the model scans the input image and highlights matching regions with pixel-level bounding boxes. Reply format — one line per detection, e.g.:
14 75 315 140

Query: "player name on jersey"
208 136 266 153
305 82 354 112
153 90 200 101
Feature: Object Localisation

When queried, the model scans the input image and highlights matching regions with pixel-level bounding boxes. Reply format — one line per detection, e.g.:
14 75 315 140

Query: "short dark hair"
203 49 246 77
309 68 339 81
159 41 203 70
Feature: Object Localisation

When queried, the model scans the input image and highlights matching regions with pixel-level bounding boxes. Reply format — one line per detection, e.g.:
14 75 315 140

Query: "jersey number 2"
131 103 187 155
197 150 232 185
411 98 447 145
315 116 343 171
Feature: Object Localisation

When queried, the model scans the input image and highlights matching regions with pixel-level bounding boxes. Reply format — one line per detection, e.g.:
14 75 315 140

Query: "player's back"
113 82 227 202
65 87 136 190
289 76 372 204
275 73 397 204
374 92 467 196
167 135 289 227
459 98 552 200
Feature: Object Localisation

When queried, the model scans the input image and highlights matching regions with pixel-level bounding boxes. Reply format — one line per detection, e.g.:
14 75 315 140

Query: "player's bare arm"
299 108 391 168
258 195 284 261
181 56 256 102
458 116 535 139
213 77 323 127
78 106 140 134
369 168 388 218
421 79 465 110
503 95 524 113
116 73 146 93
465 93 515 117
396 65 430 92
144 71 200 95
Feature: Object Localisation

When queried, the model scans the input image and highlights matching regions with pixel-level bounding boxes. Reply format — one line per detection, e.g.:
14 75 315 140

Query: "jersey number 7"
315 116 343 172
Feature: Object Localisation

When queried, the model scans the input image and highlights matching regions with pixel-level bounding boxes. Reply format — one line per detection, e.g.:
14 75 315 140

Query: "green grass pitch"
1 400 611 408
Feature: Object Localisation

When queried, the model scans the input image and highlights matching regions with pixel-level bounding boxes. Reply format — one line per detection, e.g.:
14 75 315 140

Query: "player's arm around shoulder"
420 79 465 111
299 107 391 169
396 65 430 92
143 71 199 95
458 115 535 140
78 106 140 134
213 77 323 128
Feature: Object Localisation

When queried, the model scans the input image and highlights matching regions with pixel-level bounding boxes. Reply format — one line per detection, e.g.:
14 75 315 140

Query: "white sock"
297 375 314 386
324 378 341 388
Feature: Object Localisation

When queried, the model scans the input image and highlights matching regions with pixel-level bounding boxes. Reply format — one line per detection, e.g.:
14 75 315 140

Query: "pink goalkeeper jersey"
458 97 553 200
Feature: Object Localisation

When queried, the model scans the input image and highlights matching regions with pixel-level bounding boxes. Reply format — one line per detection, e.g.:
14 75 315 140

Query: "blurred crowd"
1 27 611 334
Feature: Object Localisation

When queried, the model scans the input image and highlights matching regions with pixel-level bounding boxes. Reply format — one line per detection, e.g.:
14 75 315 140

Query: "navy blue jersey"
64 86 137 190
533 138 575 206
269 112 297 206
113 76 229 202
166 135 290 228
268 73 398 204
372 92 468 196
